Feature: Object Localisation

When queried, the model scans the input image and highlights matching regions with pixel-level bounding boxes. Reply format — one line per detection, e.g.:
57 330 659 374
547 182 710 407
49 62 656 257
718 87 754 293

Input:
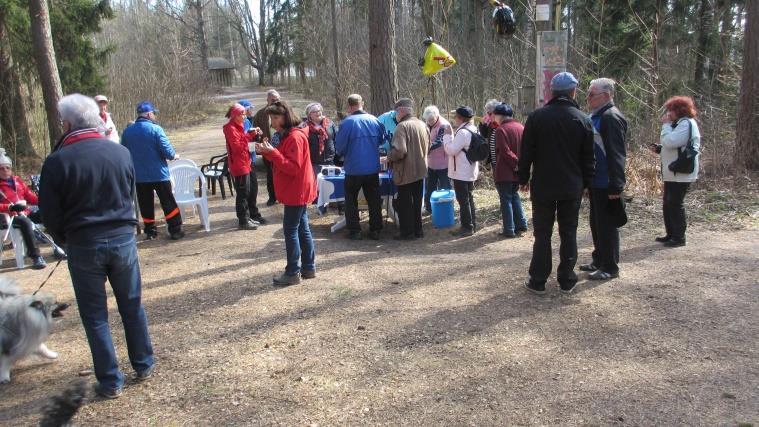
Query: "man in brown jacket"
253 89 280 205
385 98 430 240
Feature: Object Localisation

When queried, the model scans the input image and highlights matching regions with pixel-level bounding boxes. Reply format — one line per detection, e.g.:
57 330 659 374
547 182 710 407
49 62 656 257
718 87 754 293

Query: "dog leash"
32 259 63 296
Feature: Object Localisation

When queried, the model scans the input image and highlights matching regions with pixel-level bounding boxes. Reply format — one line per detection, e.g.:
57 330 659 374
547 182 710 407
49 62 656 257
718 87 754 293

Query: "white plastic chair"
170 165 210 232
1 214 26 268
169 158 198 169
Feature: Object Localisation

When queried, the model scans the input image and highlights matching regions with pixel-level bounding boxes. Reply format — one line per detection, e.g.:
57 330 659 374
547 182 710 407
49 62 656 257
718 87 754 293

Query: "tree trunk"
0 10 37 159
191 0 210 73
735 0 759 171
693 0 713 89
258 0 268 86
29 0 63 149
368 0 398 113
330 0 343 117
419 0 434 38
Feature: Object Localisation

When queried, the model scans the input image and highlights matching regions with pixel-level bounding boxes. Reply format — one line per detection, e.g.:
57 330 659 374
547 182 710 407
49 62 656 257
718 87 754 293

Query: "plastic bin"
430 189 456 228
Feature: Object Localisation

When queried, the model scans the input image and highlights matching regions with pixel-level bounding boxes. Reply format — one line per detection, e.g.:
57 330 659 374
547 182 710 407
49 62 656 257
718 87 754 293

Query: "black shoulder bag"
668 119 698 175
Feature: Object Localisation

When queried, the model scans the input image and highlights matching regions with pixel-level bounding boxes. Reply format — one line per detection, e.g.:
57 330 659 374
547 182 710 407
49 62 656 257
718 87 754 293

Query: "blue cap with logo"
136 101 158 114
550 72 579 91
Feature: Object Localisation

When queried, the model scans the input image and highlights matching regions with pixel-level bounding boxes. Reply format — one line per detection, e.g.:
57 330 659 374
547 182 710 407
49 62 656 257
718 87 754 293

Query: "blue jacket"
590 103 627 193
121 117 176 183
335 110 384 175
377 110 397 153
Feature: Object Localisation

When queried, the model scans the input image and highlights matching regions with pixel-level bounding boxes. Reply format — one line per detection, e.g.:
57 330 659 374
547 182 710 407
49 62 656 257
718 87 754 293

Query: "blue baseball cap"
136 101 158 114
238 99 253 110
493 103 514 117
550 72 579 91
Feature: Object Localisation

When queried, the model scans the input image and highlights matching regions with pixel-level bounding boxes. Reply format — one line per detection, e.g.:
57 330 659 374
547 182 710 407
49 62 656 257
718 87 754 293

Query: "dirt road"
1 89 757 426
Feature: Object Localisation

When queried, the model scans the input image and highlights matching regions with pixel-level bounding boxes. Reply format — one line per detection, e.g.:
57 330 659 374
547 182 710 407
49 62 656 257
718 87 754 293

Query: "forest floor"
1 88 757 426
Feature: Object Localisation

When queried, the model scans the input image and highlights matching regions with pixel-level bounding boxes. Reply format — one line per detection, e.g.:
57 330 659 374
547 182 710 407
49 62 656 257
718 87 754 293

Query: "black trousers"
529 198 581 286
344 174 383 233
396 179 424 237
663 181 690 240
262 157 276 202
453 179 476 230
589 188 620 274
136 181 182 235
233 171 262 223
1 215 40 257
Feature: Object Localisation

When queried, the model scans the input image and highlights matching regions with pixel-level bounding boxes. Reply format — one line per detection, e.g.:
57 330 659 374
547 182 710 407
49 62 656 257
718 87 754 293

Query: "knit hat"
493 103 514 117
394 98 414 109
305 102 323 115
0 148 12 167
455 106 474 119
550 72 579 91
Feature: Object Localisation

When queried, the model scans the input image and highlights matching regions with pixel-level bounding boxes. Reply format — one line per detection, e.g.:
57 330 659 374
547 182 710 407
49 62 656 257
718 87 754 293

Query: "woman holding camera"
224 103 265 230
650 96 700 247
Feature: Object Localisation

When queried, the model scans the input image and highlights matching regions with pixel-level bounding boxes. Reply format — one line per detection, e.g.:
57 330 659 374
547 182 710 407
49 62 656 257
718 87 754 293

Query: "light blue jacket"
335 110 384 175
377 110 397 153
121 117 176 183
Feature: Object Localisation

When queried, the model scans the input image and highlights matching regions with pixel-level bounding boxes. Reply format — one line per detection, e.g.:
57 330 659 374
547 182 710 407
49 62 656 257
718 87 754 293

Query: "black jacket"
518 95 595 201
39 138 138 245
305 120 337 166
591 103 627 194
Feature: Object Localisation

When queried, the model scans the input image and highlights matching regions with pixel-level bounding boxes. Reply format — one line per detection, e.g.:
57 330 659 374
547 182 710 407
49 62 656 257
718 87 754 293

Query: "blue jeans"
283 205 315 276
425 168 451 212
66 233 153 391
495 181 528 234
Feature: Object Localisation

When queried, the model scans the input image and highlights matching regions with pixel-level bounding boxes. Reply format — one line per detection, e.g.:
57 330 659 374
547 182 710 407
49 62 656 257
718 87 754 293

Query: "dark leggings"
2 215 40 257
663 181 690 240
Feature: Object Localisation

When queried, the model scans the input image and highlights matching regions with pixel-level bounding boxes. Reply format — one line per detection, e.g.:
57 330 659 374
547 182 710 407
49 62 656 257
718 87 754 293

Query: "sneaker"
251 216 268 225
144 232 158 241
663 238 686 247
301 269 316 279
368 230 381 240
450 228 474 237
135 365 155 381
266 199 278 206
588 270 619 280
523 280 546 295
94 384 123 399
273 272 301 286
30 256 47 270
169 230 185 240
238 220 259 230
347 231 363 240
579 263 598 272
655 235 671 243
560 282 578 294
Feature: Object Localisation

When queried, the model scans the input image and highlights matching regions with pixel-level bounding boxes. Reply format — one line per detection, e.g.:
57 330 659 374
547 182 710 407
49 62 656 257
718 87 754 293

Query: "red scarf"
308 118 332 155
100 112 108 123
61 128 103 147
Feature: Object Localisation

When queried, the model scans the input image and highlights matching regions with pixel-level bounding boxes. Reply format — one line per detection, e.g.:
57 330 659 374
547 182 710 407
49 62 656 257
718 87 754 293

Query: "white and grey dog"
0 276 68 384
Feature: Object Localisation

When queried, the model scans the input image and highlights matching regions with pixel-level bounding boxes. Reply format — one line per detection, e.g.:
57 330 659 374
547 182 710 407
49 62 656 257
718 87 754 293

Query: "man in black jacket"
581 78 628 280
518 72 595 295
39 94 154 399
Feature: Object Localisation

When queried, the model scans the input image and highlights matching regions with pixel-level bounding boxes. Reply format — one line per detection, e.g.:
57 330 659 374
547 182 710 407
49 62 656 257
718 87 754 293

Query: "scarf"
308 117 332 155
100 112 108 124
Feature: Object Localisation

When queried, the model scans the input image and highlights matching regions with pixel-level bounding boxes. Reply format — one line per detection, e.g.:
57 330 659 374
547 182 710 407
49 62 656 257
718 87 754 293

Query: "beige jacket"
387 116 430 186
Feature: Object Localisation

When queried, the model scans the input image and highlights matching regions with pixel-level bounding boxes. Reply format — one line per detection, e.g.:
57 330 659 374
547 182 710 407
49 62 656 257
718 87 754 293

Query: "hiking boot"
523 280 546 295
238 220 259 230
30 256 47 270
588 270 619 280
579 263 598 272
663 238 686 247
273 272 301 286
170 230 185 240
301 269 316 279
135 365 155 382
655 235 671 243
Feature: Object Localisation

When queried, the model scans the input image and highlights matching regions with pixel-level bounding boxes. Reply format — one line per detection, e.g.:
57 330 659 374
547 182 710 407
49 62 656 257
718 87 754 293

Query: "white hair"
589 78 616 98
422 105 440 121
266 89 280 99
57 94 102 130
484 99 500 113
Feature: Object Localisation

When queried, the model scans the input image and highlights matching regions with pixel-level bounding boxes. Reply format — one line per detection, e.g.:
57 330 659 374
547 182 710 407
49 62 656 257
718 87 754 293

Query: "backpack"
460 128 490 163
493 5 517 37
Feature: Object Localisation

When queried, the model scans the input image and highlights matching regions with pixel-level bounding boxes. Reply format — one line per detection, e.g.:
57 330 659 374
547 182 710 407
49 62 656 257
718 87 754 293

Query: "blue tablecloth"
316 172 395 215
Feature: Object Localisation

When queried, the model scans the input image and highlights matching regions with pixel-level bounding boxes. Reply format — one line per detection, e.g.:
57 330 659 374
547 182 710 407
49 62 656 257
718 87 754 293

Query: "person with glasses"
580 78 628 280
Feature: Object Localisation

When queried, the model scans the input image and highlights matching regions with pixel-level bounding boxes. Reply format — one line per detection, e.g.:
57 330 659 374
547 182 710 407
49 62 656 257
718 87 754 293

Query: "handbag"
668 119 698 174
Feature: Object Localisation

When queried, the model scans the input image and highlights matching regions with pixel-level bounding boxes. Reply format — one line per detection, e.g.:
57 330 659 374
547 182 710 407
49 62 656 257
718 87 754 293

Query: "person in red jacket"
256 100 317 286
0 150 46 269
223 103 266 230
492 103 528 238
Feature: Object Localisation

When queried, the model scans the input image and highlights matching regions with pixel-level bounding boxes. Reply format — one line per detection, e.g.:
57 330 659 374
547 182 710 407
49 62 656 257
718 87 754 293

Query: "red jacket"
262 127 316 206
223 120 257 177
493 118 524 183
0 176 38 216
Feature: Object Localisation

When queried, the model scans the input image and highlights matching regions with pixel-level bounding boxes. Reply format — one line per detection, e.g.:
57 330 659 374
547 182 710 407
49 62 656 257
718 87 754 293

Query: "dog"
0 276 69 384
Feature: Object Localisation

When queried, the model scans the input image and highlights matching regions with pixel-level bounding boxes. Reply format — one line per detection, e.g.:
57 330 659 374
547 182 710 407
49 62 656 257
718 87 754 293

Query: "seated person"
0 150 46 269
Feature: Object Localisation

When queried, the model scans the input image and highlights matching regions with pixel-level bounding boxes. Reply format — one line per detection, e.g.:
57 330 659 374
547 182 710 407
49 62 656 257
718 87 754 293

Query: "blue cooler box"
430 189 456 228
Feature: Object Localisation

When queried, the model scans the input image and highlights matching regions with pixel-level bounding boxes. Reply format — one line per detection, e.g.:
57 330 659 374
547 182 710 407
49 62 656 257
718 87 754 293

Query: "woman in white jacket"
444 106 480 236
94 95 120 143
650 96 700 247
